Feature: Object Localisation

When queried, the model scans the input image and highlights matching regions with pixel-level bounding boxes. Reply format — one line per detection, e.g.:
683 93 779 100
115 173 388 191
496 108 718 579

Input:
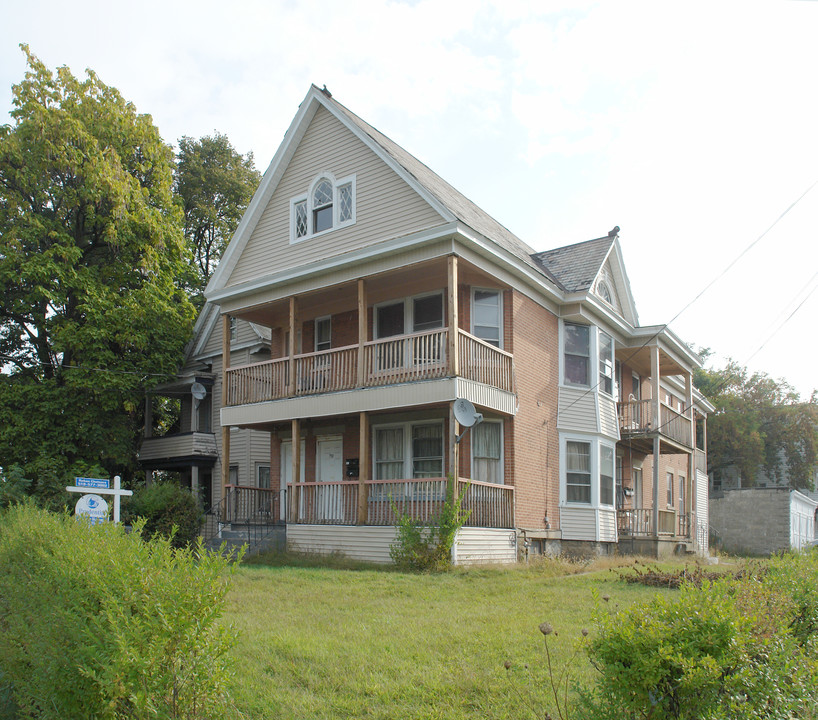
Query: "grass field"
223 555 690 719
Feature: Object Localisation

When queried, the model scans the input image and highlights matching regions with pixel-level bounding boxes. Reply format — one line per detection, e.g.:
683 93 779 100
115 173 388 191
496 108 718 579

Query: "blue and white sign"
74 493 109 525
75 477 110 489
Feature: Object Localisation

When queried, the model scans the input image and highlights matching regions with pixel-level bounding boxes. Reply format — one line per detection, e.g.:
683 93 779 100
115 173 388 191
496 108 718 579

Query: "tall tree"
174 133 260 297
0 47 195 503
695 355 818 490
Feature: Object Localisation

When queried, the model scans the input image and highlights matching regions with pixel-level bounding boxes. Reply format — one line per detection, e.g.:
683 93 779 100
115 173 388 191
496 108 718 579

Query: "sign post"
66 475 133 524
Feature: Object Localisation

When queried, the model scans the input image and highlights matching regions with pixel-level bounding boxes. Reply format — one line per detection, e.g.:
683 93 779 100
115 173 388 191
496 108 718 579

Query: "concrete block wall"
709 488 791 556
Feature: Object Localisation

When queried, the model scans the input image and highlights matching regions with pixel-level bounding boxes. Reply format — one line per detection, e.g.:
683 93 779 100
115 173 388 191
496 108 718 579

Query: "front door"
317 437 344 522
280 440 305 521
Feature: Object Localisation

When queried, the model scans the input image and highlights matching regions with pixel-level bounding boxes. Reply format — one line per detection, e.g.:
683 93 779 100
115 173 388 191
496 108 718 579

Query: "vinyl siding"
560 506 597 541
557 387 598 433
226 106 444 287
598 507 617 542
286 525 398 564
598 393 620 440
454 527 517 565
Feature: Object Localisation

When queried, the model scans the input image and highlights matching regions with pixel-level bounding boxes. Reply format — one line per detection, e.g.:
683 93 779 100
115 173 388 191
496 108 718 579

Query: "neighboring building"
198 85 712 563
709 488 818 555
138 304 274 512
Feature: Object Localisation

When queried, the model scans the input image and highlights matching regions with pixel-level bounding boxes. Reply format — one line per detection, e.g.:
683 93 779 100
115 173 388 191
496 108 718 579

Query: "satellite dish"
453 398 483 444
191 382 207 401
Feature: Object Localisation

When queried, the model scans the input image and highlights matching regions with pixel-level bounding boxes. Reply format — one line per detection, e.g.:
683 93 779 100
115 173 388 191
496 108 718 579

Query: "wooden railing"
457 478 515 528
616 508 692 539
617 399 693 448
286 476 514 529
225 327 515 406
458 331 515 393
363 329 448 386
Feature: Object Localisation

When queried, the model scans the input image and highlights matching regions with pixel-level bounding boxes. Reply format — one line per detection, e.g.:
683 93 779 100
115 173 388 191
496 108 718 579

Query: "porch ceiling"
616 344 687 378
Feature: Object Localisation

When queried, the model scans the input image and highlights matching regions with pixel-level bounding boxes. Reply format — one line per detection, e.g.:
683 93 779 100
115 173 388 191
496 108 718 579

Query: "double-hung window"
600 445 614 506
472 421 503 484
599 332 613 395
564 323 590 387
374 421 444 481
566 440 591 503
471 289 502 347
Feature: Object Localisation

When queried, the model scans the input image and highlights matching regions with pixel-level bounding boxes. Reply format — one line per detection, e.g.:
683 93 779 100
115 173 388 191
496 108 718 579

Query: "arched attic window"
597 280 613 305
291 173 356 242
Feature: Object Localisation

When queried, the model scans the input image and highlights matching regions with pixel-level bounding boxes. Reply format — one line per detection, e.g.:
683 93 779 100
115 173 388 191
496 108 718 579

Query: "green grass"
223 556 696 719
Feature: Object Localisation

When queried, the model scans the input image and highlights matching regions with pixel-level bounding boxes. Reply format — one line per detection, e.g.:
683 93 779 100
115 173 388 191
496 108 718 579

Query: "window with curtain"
473 421 502 483
412 424 443 478
566 441 591 503
375 427 404 480
600 445 614 505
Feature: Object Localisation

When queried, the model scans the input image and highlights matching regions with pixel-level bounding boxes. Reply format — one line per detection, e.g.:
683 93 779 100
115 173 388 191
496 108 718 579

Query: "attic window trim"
596 280 613 306
290 172 356 244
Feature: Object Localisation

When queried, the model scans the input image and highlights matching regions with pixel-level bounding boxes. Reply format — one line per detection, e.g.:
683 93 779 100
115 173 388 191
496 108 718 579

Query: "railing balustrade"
287 481 359 525
457 478 515 528
365 477 449 525
225 327 516 406
617 399 693 449
616 508 653 536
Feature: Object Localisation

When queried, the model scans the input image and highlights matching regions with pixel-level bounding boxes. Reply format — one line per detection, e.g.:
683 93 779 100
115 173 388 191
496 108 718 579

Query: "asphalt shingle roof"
531 235 615 293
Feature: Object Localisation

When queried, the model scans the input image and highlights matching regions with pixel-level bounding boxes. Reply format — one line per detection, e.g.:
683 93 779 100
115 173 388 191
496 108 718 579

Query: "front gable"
589 239 639 327
211 93 447 293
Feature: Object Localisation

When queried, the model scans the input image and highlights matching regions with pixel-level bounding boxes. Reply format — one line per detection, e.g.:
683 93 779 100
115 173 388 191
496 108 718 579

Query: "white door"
280 440 305 521
317 437 344 522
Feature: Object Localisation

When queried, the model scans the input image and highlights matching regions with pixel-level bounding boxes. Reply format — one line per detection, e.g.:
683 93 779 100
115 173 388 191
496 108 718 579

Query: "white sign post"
66 475 133 524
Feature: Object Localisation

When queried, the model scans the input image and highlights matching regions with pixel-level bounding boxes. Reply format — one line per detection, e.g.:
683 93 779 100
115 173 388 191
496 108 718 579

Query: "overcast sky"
3 0 817 398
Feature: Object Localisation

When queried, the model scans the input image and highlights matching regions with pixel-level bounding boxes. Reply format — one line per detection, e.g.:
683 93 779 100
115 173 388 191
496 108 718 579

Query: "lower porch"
616 508 704 557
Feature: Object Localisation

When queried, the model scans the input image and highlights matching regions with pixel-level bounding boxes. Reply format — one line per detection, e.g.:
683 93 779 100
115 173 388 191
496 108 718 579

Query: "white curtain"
473 422 502 484
375 427 404 480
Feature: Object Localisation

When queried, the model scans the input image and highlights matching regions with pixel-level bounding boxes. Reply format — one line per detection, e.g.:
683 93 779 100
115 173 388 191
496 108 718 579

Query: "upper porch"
220 255 517 423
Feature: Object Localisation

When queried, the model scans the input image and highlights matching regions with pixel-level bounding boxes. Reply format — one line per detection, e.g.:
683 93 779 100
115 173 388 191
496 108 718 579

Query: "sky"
2 0 817 399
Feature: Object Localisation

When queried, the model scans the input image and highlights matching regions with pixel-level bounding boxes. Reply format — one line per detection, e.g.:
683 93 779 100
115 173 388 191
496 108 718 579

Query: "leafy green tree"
0 47 196 501
694 354 818 489
174 133 259 297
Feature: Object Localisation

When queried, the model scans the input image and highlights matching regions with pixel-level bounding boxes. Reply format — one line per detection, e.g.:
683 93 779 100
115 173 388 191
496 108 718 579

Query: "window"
472 289 502 347
257 464 270 489
229 465 239 485
472 421 503 483
679 475 686 515
632 373 641 400
564 323 590 387
600 445 614 506
566 441 591 503
666 471 674 506
597 281 612 304
229 316 237 342
615 453 624 508
598 331 614 395
315 316 331 352
374 422 444 480
375 292 444 369
413 294 443 332
291 173 356 242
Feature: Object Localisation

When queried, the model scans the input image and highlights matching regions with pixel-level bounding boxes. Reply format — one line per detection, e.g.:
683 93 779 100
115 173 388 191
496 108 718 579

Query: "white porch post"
651 345 661 536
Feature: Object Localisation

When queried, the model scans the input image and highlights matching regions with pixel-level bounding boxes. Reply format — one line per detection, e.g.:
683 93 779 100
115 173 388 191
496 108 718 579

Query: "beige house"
188 85 712 562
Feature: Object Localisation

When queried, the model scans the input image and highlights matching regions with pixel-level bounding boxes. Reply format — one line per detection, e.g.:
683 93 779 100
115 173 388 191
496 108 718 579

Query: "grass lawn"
223 556 691 719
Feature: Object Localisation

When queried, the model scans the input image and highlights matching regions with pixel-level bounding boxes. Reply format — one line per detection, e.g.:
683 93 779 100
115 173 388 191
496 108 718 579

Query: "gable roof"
532 234 615 293
207 85 562 298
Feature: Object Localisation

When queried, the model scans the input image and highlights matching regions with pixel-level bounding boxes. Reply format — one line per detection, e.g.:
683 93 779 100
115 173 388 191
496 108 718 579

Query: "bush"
389 478 470 572
0 503 240 719
582 554 818 719
123 481 203 548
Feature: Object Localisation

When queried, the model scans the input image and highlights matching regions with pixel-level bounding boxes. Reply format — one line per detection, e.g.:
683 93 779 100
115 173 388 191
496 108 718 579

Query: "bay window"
566 440 591 503
562 436 617 507
599 332 613 395
564 323 590 387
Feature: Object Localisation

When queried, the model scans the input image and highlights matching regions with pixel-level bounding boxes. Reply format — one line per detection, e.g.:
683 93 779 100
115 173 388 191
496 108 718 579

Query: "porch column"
221 314 232 504
449 403 460 489
685 372 695 535
358 412 369 524
289 418 301 522
651 345 660 536
288 297 298 397
144 395 152 438
448 255 459 376
191 465 200 502
357 279 367 387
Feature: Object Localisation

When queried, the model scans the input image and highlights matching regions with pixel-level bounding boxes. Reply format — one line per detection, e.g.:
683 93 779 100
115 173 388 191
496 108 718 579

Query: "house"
138 305 284 544
198 84 712 562
709 487 818 555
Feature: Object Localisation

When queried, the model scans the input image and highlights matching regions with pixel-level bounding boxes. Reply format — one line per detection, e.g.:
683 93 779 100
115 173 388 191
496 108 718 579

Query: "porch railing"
617 399 693 448
286 477 515 529
224 327 515 406
616 508 692 539
201 484 282 548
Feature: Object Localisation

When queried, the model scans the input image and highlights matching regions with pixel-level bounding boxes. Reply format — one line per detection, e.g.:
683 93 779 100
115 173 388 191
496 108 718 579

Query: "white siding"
696 469 709 553
560 506 597 541
453 528 517 565
791 491 818 550
598 507 618 542
557 387 598 433
226 106 444 287
597 394 620 440
287 525 398 564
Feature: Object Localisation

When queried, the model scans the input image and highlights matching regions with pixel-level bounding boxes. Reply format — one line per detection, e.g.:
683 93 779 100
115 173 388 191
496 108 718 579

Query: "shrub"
123 481 203 548
0 503 240 719
581 554 818 719
389 477 470 572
